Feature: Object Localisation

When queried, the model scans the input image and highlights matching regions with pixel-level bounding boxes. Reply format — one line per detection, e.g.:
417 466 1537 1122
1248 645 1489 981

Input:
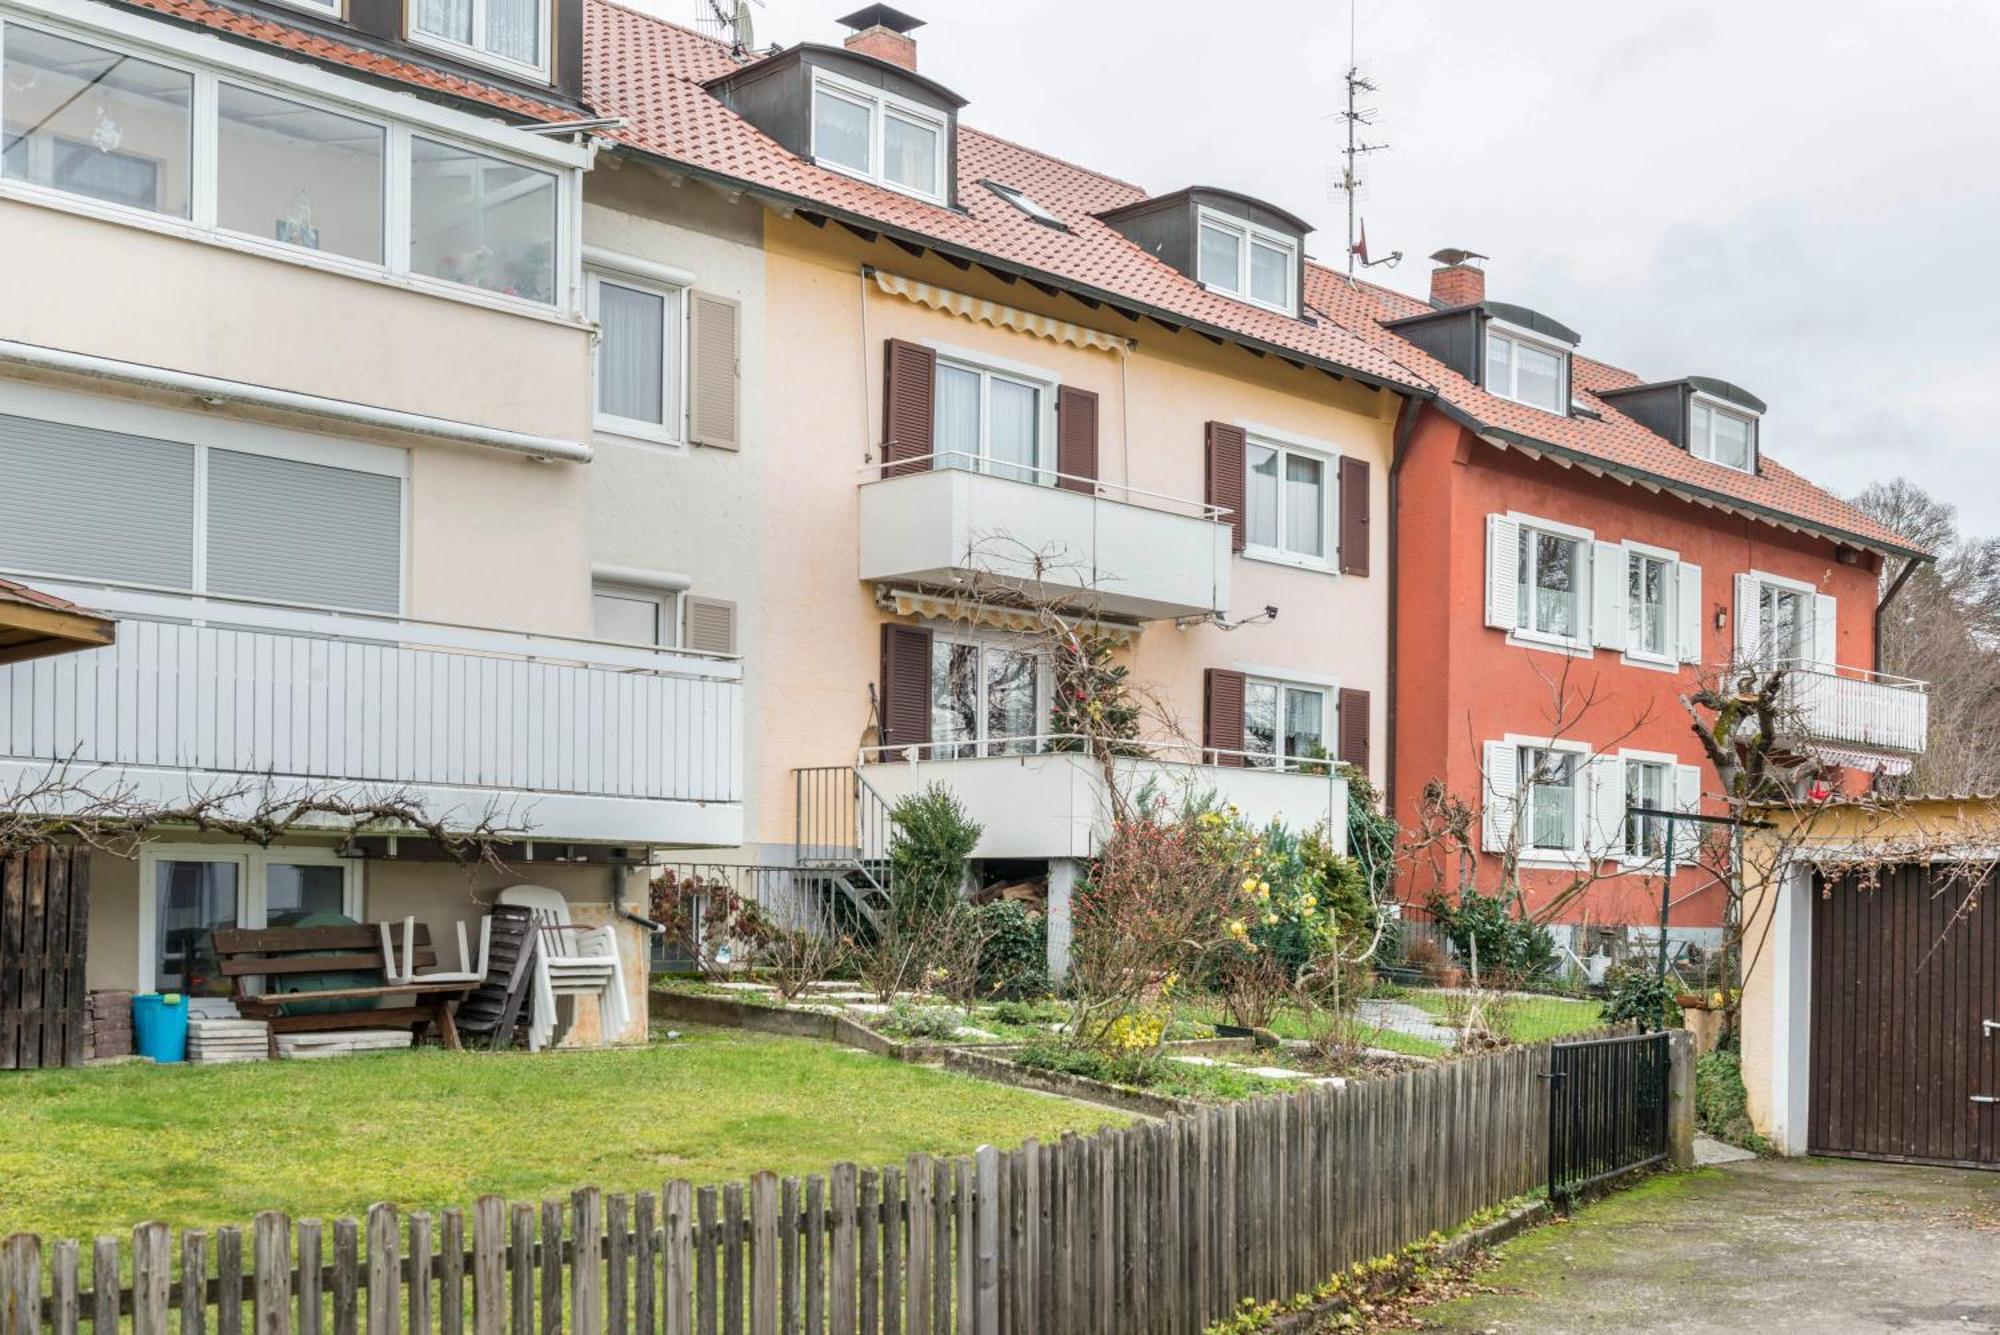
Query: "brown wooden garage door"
1808 864 2000 1168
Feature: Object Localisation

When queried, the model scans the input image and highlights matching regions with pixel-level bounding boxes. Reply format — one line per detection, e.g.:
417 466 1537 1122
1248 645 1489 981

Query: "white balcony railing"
0 582 743 845
857 455 1232 623
857 734 1347 861
1775 661 1929 758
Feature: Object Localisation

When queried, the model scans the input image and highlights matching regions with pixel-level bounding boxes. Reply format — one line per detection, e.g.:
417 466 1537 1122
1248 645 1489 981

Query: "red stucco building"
1353 254 1931 968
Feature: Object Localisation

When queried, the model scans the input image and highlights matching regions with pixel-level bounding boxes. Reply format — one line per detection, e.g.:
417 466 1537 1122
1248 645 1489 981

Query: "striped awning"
1810 743 1915 778
886 589 1141 646
868 269 1130 355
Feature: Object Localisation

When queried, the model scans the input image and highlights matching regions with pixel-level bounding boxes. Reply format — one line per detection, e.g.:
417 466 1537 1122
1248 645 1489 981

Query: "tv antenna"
1332 1 1400 277
698 0 765 54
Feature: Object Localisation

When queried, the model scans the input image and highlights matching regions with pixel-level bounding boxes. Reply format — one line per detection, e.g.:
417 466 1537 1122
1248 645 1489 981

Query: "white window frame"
407 0 550 83
927 629 1051 759
586 266 688 448
135 843 362 994
1484 319 1571 416
1688 393 1758 473
0 7 585 319
1194 205 1298 316
926 343 1059 485
1506 733 1592 864
808 66 948 205
1618 749 1677 866
1622 539 1679 668
1747 570 1815 665
266 0 341 16
1508 512 1593 655
591 580 680 649
0 378 408 613
1241 675 1332 771
1241 427 1337 572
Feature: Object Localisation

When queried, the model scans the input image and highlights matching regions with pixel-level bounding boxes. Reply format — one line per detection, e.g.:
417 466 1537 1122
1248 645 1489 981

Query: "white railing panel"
0 617 742 806
1783 666 1929 755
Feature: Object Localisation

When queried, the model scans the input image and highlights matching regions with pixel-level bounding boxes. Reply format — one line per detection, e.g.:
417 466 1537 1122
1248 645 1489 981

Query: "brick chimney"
839 4 924 72
1428 248 1488 308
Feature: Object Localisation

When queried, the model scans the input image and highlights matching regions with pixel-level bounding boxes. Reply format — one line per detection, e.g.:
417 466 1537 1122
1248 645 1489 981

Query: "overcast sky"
671 0 2000 536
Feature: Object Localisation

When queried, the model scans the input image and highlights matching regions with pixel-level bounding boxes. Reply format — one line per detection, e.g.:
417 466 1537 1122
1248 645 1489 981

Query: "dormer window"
1485 323 1569 415
411 0 549 79
811 67 946 202
1196 207 1297 315
1690 398 1756 472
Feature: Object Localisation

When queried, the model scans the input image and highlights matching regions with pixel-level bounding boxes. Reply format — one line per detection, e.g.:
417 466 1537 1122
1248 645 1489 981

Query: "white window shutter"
1586 755 1626 860
1812 593 1838 670
688 292 741 450
1677 562 1704 664
1591 541 1628 652
1481 740 1519 852
1674 764 1704 862
682 596 738 655
1733 572 1762 665
1485 515 1521 629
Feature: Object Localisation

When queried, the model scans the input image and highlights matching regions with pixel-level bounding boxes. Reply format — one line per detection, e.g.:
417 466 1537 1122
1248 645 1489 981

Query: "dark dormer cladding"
704 44 967 207
1093 187 1312 318
1598 377 1765 472
1384 301 1580 416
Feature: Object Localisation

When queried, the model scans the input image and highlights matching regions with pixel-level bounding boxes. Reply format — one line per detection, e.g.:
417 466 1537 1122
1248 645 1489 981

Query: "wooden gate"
0 845 91 1070
1808 863 2000 1168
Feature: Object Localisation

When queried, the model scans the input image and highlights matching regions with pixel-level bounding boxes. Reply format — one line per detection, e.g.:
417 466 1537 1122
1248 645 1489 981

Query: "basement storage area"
1806 859 2000 1169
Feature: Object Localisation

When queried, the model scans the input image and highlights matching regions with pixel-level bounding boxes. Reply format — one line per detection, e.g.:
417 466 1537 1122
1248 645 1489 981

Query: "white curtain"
1246 445 1280 547
986 377 1039 482
598 282 665 424
933 364 980 471
416 0 472 44
1285 455 1323 557
486 0 541 64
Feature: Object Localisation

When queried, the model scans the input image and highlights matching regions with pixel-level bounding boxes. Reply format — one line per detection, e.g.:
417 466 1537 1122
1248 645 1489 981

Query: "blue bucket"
132 993 189 1064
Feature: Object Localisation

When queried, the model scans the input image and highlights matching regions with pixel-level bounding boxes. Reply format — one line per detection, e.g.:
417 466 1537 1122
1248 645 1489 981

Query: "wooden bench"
210 923 479 1053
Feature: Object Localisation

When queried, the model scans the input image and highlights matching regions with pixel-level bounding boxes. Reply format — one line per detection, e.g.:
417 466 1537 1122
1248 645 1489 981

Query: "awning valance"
868 269 1130 356
885 588 1141 646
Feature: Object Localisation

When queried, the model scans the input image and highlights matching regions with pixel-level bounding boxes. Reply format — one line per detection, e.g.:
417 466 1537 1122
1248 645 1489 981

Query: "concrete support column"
1667 1029 1697 1170
1046 858 1082 983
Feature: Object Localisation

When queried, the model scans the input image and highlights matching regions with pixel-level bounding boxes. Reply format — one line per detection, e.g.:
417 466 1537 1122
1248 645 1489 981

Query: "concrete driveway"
1416 1156 2000 1333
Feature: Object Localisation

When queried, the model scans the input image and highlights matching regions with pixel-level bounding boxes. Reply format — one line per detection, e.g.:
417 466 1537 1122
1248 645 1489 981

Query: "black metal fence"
1545 1031 1671 1207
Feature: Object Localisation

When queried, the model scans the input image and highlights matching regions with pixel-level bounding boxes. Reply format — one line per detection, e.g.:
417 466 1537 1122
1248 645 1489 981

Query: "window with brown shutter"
688 292 741 450
682 596 738 655
879 622 934 752
1205 422 1247 552
881 339 936 477
1337 686 1370 772
1056 386 1099 494
1203 667 1246 767
1338 456 1371 576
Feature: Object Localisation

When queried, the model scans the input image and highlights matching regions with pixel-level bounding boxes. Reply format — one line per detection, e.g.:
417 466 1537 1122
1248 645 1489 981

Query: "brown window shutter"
881 339 936 477
682 596 738 655
1337 686 1370 772
1055 386 1099 494
1338 456 1371 576
688 293 741 450
1203 668 1246 767
1205 421 1247 552
878 622 934 751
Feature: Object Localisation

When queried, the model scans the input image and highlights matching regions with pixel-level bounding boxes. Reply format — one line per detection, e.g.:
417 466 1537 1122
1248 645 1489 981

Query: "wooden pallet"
453 907 538 1051
0 845 90 1069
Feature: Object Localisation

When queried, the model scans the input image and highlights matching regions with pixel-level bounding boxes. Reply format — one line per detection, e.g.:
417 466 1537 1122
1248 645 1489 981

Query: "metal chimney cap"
1429 247 1488 268
837 4 925 33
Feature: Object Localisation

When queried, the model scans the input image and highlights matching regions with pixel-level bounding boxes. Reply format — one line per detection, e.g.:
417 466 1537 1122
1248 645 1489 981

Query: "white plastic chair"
379 916 492 986
495 885 629 1051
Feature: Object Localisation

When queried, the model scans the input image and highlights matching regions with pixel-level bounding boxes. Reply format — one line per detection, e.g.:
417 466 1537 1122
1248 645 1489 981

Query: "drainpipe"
613 861 665 939
1872 555 1923 674
1383 392 1426 824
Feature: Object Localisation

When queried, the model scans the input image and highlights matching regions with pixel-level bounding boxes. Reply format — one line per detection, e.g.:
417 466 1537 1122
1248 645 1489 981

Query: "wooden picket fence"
0 1044 1560 1335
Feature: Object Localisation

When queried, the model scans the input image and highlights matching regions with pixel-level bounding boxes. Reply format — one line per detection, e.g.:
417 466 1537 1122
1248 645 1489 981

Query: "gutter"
1384 393 1424 823
0 339 593 463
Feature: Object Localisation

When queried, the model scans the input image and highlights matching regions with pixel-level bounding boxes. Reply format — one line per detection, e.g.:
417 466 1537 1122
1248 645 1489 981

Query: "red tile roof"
108 0 1924 558
0 577 91 616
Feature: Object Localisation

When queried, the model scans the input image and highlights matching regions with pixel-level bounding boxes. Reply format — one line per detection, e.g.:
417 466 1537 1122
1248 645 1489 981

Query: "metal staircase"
793 765 896 935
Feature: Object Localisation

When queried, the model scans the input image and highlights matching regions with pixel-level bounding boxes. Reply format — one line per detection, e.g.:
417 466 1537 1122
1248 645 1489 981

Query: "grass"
1174 996 1453 1060
0 1026 1131 1241
1389 987 1605 1044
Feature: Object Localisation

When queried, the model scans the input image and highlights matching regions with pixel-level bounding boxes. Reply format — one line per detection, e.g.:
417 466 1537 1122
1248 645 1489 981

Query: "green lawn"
1388 987 1606 1044
0 1026 1130 1241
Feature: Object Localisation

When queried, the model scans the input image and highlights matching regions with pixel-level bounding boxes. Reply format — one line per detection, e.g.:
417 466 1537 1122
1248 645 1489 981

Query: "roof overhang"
0 583 116 666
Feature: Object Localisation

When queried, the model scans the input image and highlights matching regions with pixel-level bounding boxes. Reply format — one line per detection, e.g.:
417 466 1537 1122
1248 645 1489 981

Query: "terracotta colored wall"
1393 405 1881 928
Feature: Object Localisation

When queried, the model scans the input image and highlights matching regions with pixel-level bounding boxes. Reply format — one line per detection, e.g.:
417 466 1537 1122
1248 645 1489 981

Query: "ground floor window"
931 637 1043 757
143 848 359 994
1519 746 1579 852
1624 759 1670 859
